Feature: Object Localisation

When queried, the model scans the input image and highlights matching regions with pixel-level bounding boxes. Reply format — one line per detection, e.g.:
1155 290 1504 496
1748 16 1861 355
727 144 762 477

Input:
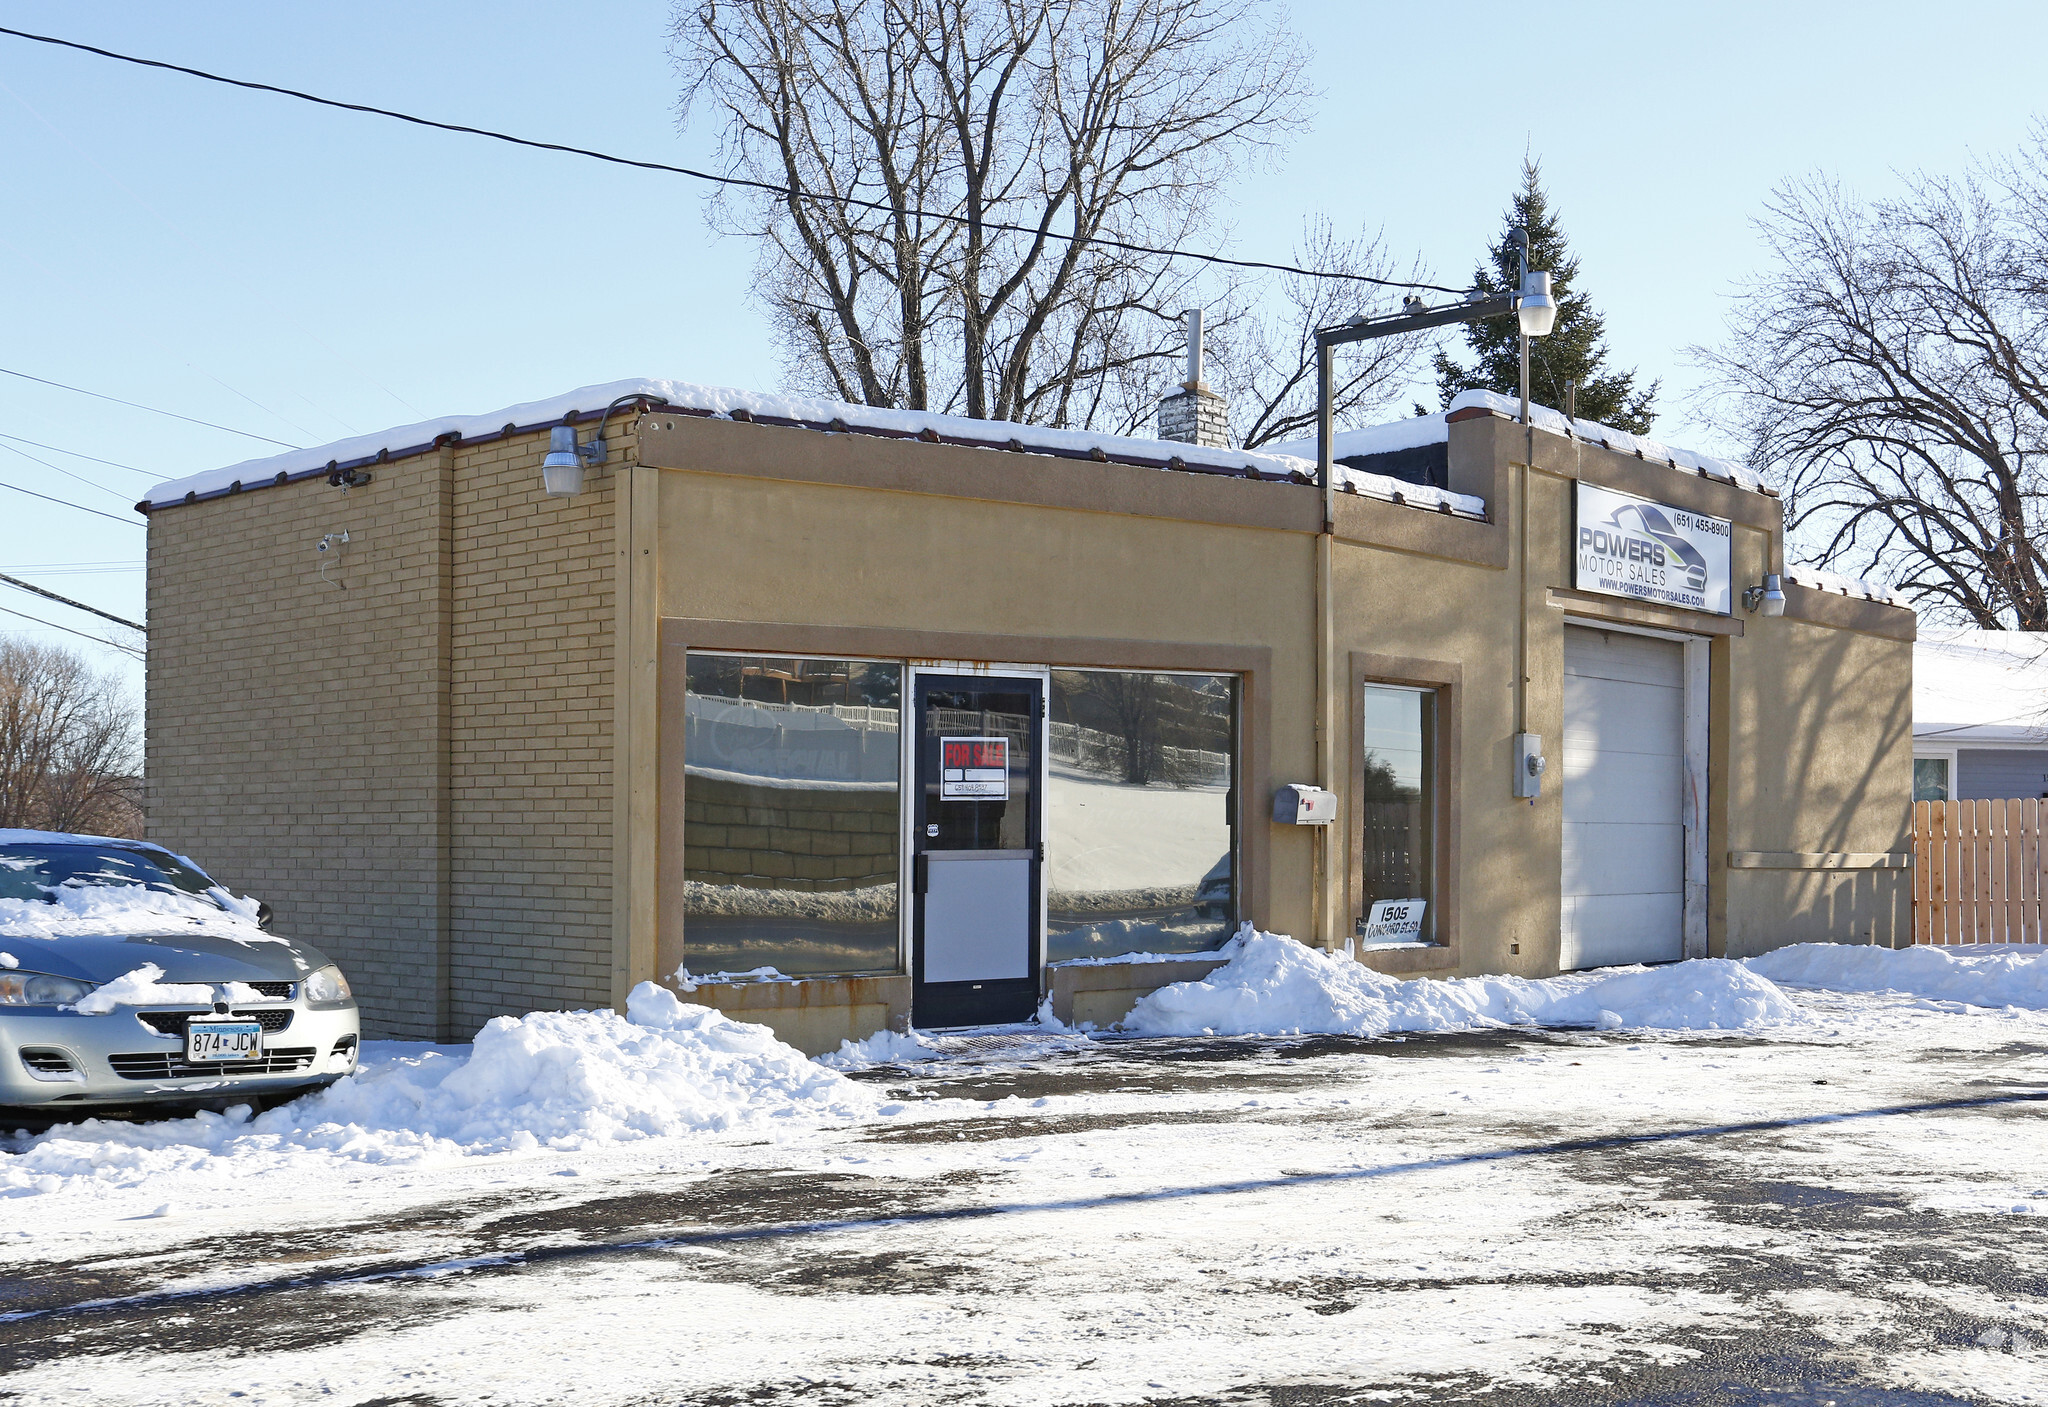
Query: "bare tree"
1211 217 1436 449
0 638 142 837
673 0 1313 432
1697 148 2048 628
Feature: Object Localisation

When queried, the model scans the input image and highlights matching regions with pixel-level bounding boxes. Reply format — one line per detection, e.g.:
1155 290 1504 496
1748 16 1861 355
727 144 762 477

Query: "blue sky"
3 0 2046 695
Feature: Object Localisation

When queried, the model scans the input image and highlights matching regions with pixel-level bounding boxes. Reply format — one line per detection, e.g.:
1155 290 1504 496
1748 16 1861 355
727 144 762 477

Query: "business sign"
1574 482 1732 616
1359 898 1427 942
940 737 1009 799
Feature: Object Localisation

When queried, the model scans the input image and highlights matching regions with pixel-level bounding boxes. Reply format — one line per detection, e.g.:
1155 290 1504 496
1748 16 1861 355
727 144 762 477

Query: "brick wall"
146 421 629 1039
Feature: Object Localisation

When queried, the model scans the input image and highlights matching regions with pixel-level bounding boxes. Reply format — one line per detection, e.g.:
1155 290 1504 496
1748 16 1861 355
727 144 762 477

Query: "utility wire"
0 571 143 631
0 24 1475 297
0 471 146 527
0 437 134 501
0 431 153 479
0 366 296 449
0 600 143 658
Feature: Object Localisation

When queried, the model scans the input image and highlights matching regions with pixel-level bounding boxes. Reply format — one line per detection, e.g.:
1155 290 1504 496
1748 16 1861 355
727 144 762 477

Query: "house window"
1044 670 1237 963
681 654 901 978
1359 684 1437 944
1913 756 1953 803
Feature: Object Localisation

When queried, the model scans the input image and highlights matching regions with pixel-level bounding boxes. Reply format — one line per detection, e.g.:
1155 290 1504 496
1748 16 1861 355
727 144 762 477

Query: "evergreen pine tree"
1433 159 1658 433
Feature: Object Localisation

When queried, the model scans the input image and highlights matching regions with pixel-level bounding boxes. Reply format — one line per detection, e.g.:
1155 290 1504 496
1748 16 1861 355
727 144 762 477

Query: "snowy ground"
3 950 2048 1404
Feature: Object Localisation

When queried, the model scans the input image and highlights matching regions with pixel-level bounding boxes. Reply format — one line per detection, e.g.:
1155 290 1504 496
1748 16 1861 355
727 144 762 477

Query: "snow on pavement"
2 983 2046 1407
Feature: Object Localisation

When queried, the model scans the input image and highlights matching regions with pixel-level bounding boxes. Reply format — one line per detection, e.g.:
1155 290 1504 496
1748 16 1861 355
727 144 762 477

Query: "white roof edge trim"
141 377 1487 520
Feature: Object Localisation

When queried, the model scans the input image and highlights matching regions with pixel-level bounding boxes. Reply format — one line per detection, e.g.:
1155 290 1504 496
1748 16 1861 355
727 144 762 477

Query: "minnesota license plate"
186 1019 263 1063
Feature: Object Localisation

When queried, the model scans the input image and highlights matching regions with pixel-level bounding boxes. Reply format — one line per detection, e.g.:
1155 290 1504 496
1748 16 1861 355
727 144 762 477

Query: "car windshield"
0 843 225 907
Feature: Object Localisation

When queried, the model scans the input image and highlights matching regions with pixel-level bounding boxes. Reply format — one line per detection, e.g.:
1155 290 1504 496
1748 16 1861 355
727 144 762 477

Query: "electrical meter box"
1272 783 1338 826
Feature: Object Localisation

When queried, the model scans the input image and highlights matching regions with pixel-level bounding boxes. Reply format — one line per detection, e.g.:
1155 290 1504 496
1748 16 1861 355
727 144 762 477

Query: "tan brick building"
142 379 1915 1048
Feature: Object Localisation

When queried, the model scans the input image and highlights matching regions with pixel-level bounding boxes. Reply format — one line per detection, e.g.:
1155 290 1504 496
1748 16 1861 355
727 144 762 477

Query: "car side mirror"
256 900 274 931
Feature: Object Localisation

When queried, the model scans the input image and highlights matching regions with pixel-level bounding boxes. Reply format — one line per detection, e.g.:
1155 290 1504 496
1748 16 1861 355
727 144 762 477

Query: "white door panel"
1562 822 1684 893
1561 892 1685 970
1561 625 1686 970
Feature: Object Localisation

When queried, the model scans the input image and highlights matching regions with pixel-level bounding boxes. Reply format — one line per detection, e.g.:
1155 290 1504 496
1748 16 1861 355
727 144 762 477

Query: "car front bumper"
0 1000 361 1111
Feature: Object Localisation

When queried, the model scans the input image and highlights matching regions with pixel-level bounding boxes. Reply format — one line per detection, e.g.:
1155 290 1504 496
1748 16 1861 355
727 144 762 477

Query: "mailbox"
1272 783 1338 826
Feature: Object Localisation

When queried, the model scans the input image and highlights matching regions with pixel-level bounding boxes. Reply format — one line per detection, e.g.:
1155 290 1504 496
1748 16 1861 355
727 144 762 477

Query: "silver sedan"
0 831 360 1116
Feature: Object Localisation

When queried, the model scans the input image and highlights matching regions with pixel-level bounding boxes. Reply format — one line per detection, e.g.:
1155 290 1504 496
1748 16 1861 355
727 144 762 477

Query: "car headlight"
0 971 95 1006
303 964 353 1005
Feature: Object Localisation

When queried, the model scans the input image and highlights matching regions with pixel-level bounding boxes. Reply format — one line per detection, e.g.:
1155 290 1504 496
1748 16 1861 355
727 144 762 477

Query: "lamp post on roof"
1313 227 1554 531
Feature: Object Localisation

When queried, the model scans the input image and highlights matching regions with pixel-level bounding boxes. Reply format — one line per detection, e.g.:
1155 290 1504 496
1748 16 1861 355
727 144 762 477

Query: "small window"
1913 756 1952 803
1359 684 1437 944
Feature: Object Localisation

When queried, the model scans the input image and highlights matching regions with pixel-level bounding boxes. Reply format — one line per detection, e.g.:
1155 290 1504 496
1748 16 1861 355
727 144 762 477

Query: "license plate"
186 1019 263 1063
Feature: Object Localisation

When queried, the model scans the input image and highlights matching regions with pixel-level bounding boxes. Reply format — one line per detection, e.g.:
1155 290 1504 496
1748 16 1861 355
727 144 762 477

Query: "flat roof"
139 378 1487 520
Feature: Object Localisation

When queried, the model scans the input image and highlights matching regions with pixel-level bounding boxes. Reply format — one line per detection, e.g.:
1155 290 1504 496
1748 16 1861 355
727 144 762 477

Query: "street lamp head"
1517 269 1557 338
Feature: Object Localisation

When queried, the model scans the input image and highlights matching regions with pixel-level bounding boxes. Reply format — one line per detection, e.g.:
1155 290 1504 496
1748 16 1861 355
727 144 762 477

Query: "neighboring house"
1913 629 2048 801
137 379 1914 1050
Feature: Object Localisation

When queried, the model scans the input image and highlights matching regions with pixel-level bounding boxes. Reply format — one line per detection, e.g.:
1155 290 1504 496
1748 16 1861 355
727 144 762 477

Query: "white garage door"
1561 626 1685 969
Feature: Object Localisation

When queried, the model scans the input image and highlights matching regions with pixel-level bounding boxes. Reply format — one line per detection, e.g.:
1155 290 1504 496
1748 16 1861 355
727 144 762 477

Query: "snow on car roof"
1915 628 2048 746
136 377 1487 521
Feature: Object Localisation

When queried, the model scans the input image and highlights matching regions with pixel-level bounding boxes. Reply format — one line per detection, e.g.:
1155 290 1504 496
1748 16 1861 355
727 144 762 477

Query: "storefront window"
1913 756 1952 803
682 655 901 977
1359 684 1436 944
1045 671 1236 963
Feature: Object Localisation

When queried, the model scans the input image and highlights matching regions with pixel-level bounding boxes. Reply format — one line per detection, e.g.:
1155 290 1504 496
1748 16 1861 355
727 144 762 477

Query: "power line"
0 432 154 479
0 471 146 527
0 437 134 501
0 571 143 632
0 24 1475 297
0 601 143 658
0 365 297 449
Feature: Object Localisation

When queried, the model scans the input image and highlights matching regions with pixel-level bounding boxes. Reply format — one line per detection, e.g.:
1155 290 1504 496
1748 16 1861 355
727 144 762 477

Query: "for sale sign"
1574 481 1732 616
940 737 1009 800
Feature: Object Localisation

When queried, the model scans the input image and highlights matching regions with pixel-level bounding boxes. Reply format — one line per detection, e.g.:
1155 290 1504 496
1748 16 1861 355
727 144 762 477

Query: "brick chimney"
1157 309 1229 449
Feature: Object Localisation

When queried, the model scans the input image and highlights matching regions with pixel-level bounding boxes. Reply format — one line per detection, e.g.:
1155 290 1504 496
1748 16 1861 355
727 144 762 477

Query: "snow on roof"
1265 390 1770 495
140 378 1486 520
1915 629 2048 747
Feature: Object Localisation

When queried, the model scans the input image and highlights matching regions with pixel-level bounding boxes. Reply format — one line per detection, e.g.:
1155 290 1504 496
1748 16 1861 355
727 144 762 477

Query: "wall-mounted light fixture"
539 393 674 497
541 426 602 497
1743 573 1787 616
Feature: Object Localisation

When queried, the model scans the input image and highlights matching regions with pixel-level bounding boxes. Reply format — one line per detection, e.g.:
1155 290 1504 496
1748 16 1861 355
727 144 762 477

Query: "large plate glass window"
682 655 901 977
1045 671 1237 963
1359 684 1436 944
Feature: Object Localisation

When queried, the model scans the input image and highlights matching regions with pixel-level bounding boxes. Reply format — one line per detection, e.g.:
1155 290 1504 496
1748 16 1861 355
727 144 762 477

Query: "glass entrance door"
912 673 1043 1027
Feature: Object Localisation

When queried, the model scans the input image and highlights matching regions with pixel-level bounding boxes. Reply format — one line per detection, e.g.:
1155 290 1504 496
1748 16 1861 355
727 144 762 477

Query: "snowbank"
70 964 262 1015
1124 929 1807 1038
1745 942 2048 1010
0 984 882 1198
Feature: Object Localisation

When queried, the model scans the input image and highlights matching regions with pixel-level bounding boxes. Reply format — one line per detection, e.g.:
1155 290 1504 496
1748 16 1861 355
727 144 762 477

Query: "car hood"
0 931 335 986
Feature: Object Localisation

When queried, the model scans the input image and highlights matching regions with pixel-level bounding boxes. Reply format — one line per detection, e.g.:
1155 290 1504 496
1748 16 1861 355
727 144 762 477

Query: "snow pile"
0 984 882 1197
1124 929 1807 1038
817 1027 941 1070
1746 942 2048 1010
70 964 263 1015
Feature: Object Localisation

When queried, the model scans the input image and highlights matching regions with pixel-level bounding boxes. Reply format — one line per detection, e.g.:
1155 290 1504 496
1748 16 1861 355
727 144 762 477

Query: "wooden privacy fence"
1913 798 2048 944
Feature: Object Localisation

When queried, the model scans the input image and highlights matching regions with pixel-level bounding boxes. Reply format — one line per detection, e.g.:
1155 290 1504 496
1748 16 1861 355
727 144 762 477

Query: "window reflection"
682 655 901 977
1359 684 1436 942
1045 671 1236 963
1913 757 1951 803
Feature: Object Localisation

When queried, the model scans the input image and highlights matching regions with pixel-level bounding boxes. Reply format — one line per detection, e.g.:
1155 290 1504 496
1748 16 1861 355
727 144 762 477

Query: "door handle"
914 853 929 894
